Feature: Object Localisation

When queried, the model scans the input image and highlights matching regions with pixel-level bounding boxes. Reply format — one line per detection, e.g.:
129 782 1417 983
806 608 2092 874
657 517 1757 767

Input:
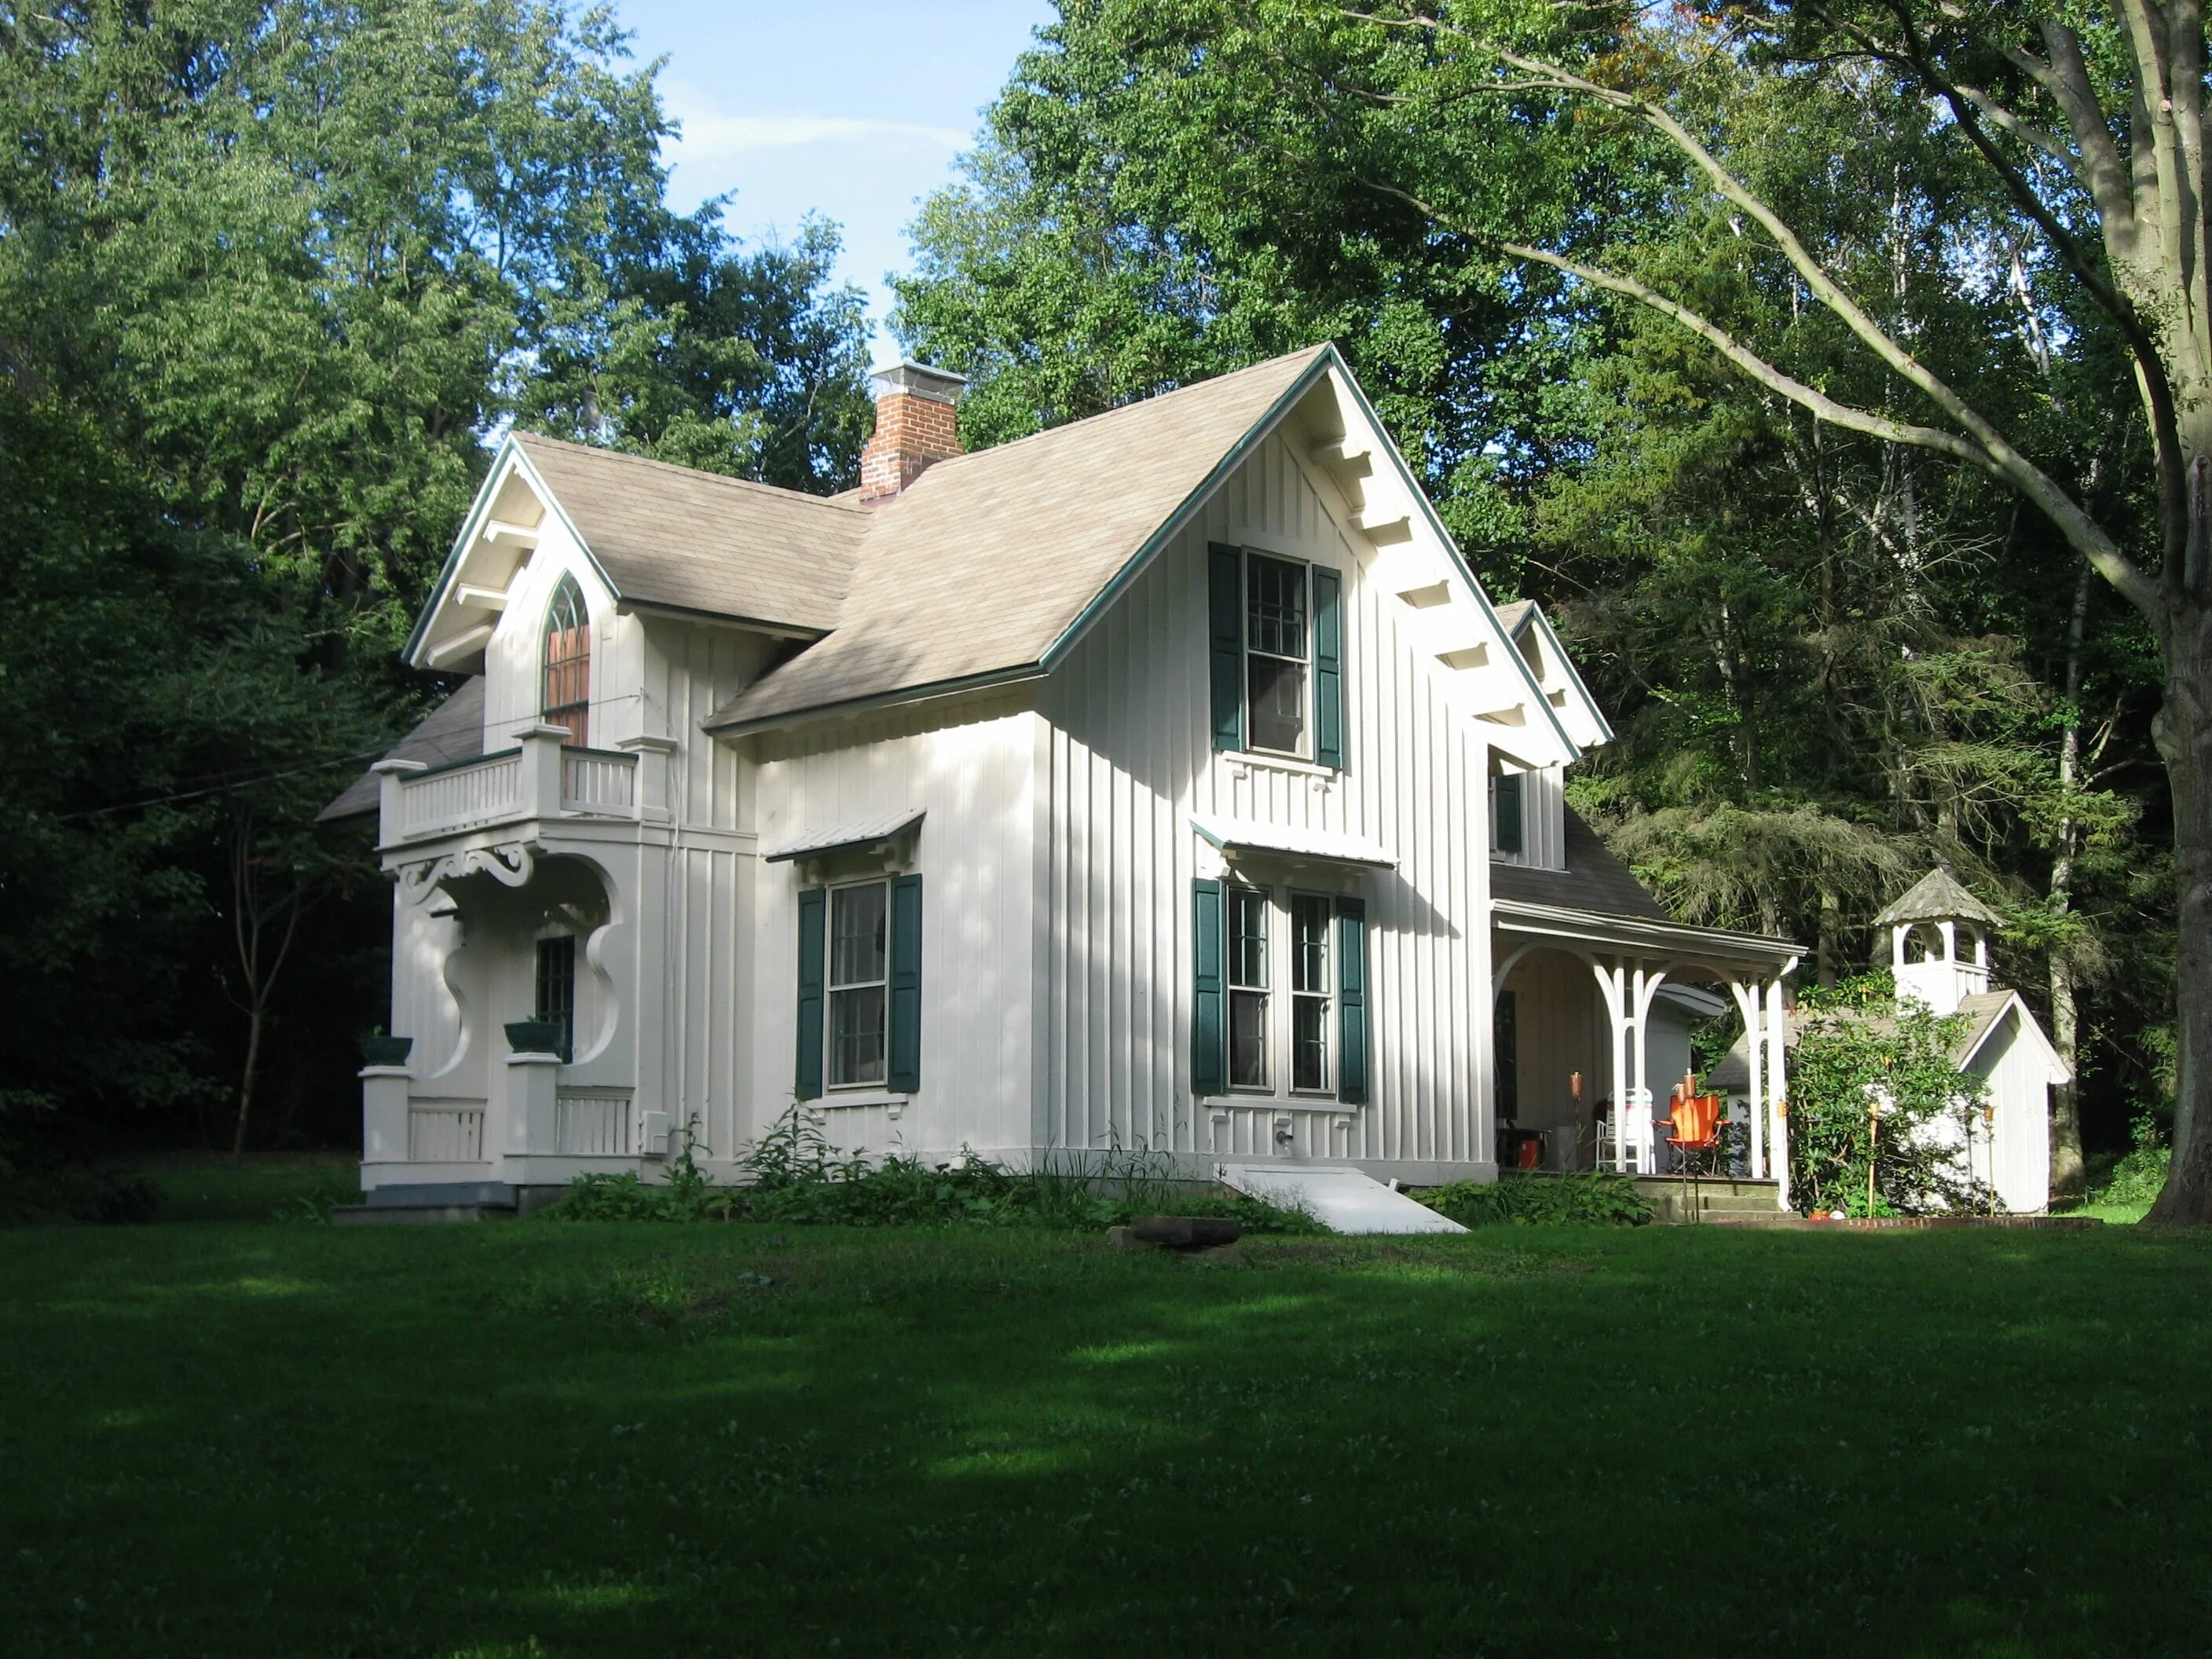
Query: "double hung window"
1209 544 1344 769
828 881 889 1088
796 873 923 1100
1193 881 1368 1104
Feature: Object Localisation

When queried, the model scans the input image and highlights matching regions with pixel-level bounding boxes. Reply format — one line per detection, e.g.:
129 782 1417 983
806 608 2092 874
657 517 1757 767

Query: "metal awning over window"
1190 811 1395 870
764 810 925 863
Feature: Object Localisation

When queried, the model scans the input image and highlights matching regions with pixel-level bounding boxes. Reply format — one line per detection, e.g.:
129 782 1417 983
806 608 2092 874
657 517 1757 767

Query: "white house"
324 346 1804 1212
1711 868 2067 1213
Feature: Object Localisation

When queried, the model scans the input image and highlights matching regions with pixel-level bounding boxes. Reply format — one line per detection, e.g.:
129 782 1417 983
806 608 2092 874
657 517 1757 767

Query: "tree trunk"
2047 568 2092 1203
230 997 265 1167
2147 600 2212 1223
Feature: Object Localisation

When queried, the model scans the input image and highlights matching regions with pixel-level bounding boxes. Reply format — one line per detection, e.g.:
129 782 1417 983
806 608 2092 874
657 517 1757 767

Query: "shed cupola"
1874 867 2001 1016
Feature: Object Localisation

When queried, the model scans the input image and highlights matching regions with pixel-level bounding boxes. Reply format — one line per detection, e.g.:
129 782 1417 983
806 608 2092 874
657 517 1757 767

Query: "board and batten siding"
1492 764 1568 870
1968 1006 2055 1212
742 694 1039 1164
1035 430 1496 1179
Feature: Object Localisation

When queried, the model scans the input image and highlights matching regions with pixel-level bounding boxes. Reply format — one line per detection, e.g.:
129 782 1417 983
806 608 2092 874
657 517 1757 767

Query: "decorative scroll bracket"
397 840 539 906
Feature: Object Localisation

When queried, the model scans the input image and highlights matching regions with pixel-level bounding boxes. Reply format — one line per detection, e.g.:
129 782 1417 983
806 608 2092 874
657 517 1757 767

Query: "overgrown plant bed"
540 1110 1324 1235
1414 1169 1654 1228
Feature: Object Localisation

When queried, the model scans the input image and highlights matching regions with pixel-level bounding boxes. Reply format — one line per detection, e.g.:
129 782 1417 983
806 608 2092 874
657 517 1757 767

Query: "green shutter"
887 873 924 1093
1192 877 1226 1095
1494 773 1525 856
1313 565 1344 770
1336 899 1369 1105
1207 543 1245 752
794 887 826 1101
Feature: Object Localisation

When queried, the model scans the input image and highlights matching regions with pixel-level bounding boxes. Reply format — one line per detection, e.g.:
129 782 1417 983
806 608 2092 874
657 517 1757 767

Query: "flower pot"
504 1019 566 1055
359 1034 412 1068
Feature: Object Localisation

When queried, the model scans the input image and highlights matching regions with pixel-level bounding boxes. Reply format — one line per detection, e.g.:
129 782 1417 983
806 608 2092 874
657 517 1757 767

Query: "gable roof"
397 345 1593 760
318 679 486 822
1873 867 2002 928
507 435 864 633
701 347 1333 731
405 436 866 666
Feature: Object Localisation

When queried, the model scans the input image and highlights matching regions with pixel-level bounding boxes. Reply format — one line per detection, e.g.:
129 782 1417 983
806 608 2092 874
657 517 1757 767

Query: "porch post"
1731 979 1767 1180
1589 960 1628 1170
1766 972 1792 1211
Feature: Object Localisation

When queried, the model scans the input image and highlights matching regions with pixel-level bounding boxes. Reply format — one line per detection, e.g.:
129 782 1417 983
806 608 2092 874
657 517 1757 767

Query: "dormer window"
542 574 590 747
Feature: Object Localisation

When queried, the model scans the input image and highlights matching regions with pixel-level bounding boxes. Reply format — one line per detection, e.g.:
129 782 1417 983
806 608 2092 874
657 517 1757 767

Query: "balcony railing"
555 1089 635 1155
377 726 653 847
401 749 523 838
408 1101 486 1162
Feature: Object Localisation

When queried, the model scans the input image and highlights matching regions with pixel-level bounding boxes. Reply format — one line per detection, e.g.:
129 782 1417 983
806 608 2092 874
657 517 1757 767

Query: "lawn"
4 1165 2209 1657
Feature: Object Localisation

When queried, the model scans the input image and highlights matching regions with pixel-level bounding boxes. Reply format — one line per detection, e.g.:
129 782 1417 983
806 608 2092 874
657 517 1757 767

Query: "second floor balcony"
372 724 676 848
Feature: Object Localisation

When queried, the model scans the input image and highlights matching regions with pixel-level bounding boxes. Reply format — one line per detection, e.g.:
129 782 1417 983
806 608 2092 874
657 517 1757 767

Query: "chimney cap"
870 359 968 404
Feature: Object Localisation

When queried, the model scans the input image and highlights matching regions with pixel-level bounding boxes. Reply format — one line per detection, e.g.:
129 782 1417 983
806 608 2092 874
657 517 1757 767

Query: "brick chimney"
859 361 966 501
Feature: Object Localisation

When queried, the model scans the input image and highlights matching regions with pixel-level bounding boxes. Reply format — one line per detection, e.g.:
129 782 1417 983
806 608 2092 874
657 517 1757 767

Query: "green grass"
5 1164 2210 1657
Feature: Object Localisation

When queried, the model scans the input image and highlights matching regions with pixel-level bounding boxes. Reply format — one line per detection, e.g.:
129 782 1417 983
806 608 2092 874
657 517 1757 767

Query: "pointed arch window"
542 574 590 747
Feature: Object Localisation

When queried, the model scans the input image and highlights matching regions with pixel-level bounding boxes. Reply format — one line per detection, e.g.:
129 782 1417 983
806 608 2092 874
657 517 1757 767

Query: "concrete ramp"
1219 1163 1467 1236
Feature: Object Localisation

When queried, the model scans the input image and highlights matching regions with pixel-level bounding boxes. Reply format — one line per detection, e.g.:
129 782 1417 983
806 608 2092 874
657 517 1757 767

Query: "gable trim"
403 438 626 671
1322 359 1582 767
1512 603 1615 747
1957 990 2071 1084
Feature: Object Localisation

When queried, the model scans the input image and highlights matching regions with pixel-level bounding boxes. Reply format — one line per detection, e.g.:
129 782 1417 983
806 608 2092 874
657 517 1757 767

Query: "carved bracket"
397 841 539 906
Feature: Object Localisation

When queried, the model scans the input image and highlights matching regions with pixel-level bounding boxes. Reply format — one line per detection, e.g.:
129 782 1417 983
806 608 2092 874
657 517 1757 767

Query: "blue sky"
610 2 1055 364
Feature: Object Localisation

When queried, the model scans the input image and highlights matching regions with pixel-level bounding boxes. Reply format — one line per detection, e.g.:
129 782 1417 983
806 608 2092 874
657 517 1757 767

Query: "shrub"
1785 972 1995 1218
1415 1170 1653 1228
2093 1114 2170 1207
539 1109 1324 1234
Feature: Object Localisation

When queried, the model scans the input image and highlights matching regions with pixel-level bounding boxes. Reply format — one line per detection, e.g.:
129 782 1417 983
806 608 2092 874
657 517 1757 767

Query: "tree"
1285 1 2212 1218
0 0 875 1147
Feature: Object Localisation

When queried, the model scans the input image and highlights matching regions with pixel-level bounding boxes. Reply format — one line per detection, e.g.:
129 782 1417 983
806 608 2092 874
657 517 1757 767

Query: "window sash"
827 882 889 1088
1227 884 1270 1089
1291 894 1331 1092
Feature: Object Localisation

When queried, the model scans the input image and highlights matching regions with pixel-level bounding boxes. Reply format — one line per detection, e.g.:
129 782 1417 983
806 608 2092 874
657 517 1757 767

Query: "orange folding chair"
1659 1092 1726 1221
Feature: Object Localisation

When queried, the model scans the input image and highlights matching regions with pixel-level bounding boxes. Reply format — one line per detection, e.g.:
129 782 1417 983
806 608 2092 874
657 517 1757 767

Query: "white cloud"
665 88 969 165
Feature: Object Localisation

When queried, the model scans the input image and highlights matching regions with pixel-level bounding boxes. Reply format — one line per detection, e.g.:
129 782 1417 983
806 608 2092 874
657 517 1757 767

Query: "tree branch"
1363 177 2160 617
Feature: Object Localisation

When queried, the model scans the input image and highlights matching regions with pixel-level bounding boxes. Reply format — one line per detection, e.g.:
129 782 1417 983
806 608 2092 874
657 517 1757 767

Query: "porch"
360 724 689 1195
1489 899 1802 1209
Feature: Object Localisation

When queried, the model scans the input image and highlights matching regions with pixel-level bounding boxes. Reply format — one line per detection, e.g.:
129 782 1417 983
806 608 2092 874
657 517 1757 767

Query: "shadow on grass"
3 1222 2209 1657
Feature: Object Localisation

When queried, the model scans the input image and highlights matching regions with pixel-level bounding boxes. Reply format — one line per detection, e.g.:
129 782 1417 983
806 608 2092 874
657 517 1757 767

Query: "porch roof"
1190 811 1397 870
1492 898 1802 976
763 809 925 863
